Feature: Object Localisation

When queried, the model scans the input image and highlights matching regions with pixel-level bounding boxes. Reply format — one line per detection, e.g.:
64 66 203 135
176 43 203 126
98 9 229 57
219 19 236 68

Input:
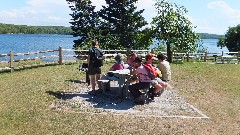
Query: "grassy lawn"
0 62 239 134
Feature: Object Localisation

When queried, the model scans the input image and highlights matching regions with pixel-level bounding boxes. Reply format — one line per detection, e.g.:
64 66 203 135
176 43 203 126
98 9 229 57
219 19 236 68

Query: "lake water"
0 34 77 54
200 39 228 53
0 34 228 61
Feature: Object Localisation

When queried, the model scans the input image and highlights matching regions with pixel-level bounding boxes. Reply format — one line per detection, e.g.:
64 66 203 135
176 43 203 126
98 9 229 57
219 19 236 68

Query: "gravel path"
50 83 208 119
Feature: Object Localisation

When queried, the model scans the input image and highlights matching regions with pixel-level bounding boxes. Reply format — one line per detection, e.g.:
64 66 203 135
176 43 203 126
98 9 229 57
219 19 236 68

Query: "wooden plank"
0 67 11 71
0 54 8 57
39 51 47 53
47 50 55 52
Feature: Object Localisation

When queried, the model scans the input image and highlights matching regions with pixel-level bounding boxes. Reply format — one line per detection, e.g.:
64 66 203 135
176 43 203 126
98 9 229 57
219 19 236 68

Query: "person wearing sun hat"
109 54 124 71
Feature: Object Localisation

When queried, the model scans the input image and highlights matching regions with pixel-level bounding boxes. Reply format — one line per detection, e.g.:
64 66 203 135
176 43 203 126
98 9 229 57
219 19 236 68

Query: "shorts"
151 77 164 86
88 64 101 75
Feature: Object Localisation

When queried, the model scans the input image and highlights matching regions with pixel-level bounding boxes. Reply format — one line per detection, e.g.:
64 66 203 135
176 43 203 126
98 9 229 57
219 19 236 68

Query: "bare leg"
90 75 96 90
159 82 167 89
154 83 164 93
150 83 166 100
96 73 101 89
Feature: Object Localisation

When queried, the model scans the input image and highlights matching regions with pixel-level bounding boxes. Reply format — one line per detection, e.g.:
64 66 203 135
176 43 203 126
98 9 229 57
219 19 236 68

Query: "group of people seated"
127 53 171 104
99 52 171 105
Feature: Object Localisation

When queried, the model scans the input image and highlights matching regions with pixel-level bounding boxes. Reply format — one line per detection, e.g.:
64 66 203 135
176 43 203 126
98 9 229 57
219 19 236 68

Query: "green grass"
0 62 239 134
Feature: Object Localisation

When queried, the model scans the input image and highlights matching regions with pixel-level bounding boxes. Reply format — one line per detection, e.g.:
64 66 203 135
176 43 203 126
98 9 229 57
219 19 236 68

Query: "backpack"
90 47 104 67
142 63 159 80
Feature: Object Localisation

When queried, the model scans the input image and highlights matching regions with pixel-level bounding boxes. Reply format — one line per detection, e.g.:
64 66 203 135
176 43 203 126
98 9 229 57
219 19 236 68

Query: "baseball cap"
145 53 157 60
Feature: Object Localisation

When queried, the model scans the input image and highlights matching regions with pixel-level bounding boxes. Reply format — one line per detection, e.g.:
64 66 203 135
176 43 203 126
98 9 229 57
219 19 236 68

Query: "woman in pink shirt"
129 56 152 105
109 54 124 71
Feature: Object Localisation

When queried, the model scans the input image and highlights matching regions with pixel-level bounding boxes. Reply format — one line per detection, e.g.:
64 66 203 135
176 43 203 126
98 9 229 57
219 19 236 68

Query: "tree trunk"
167 43 172 63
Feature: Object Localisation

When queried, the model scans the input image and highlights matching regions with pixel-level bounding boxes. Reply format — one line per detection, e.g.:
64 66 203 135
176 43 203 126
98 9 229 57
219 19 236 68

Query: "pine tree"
99 0 147 49
67 0 99 49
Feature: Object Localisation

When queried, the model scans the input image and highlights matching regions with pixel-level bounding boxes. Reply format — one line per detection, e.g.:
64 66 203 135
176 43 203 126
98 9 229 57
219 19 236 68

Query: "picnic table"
98 69 131 99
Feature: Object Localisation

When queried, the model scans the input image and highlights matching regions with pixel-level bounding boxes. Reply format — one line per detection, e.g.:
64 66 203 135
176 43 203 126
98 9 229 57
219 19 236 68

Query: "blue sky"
0 0 239 35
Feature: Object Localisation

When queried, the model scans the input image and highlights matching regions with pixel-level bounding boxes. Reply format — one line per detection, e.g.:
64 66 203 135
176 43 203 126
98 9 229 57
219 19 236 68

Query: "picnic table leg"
118 76 124 98
120 74 130 99
123 77 130 99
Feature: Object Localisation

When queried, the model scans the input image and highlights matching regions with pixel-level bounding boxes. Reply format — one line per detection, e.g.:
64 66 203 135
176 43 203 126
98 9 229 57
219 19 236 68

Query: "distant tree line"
198 33 223 39
0 23 72 34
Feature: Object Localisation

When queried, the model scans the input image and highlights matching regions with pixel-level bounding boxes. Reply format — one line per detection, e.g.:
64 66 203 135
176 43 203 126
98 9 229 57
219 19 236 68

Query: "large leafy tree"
67 0 100 49
98 0 148 49
218 24 240 52
151 0 201 62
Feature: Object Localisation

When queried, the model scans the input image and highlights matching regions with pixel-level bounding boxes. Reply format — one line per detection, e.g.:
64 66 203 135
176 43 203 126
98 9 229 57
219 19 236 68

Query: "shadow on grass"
46 91 89 100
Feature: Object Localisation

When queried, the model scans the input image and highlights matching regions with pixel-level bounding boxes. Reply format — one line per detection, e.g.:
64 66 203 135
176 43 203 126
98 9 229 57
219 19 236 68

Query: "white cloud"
0 0 71 26
136 0 156 23
207 1 240 26
91 0 106 11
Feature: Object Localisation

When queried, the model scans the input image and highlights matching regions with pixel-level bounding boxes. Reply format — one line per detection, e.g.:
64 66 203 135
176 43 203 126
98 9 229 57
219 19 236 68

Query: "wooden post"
186 52 189 62
9 51 14 72
221 51 224 64
171 50 175 62
59 46 63 65
238 51 240 64
204 51 207 62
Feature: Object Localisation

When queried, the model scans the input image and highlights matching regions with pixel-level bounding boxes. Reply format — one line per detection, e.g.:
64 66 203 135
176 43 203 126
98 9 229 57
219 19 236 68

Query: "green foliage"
135 28 154 49
0 23 72 34
99 0 148 49
151 0 201 62
217 36 225 49
222 24 240 52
